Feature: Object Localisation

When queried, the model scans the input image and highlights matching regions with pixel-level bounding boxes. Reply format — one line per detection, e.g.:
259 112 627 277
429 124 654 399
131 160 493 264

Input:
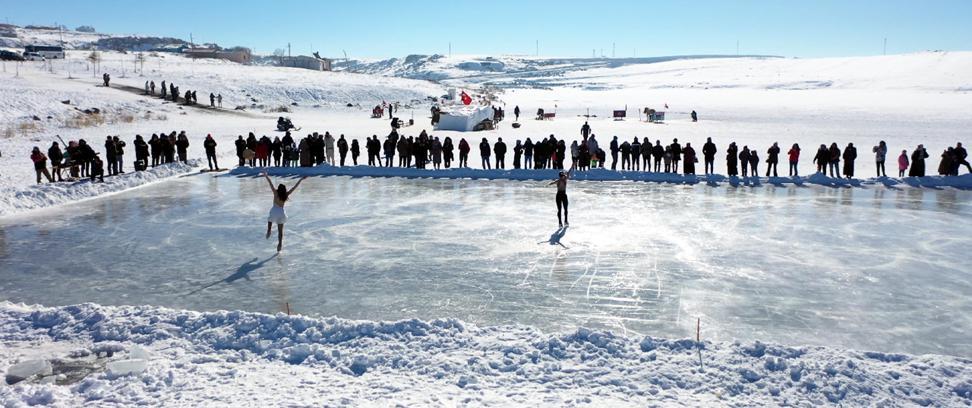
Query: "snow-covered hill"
0 25 110 49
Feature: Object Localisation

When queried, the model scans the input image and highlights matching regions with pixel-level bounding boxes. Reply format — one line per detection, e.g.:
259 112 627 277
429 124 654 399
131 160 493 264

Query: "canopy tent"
434 105 493 132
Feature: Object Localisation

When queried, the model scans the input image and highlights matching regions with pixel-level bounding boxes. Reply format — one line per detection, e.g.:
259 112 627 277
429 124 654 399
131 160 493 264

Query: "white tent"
434 105 493 132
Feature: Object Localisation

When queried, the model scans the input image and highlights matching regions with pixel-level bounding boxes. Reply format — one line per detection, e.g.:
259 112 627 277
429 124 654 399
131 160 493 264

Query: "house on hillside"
184 48 252 64
276 55 332 71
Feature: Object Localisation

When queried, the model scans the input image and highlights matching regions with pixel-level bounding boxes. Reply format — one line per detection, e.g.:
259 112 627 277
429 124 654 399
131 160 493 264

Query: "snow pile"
0 161 199 217
232 164 972 189
0 302 969 406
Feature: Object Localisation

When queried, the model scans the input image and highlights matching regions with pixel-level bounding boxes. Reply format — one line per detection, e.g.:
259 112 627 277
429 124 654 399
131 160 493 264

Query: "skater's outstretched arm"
288 176 309 195
262 170 275 192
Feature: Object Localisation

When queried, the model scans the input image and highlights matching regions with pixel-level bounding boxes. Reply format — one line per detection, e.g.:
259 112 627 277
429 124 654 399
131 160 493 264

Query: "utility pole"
883 38 887 55
448 42 452 57
736 40 739 56
612 42 615 58
288 42 291 57
536 40 539 57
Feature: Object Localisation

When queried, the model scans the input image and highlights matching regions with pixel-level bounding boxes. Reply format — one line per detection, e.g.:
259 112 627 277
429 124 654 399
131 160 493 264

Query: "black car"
0 50 25 61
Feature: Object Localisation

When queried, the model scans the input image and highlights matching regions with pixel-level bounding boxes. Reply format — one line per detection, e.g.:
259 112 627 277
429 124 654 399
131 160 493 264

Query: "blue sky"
2 0 970 58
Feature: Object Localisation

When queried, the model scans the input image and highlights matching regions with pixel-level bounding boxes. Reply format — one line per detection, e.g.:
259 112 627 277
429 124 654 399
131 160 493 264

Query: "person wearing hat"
90 153 105 182
548 162 575 228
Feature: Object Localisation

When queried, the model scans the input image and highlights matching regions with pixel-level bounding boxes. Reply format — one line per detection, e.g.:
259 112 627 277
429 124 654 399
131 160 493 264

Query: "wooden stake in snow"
696 318 705 371
285 302 291 316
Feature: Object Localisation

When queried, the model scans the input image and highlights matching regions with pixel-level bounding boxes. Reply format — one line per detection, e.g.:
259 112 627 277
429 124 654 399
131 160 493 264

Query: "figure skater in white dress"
263 171 307 252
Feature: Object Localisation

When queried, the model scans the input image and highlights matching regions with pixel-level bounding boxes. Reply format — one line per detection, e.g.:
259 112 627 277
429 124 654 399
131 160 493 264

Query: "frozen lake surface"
1 175 970 357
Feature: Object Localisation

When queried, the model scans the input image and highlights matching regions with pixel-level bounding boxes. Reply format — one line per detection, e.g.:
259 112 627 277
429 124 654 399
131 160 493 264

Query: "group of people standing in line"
28 130 211 184
27 123 971 185
141 79 223 108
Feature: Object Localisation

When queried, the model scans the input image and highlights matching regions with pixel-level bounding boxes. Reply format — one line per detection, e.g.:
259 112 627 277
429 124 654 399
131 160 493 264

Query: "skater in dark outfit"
549 163 574 228
263 171 307 252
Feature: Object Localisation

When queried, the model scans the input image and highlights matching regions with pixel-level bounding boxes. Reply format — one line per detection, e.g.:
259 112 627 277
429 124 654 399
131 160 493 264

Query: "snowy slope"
0 26 110 49
1 302 969 407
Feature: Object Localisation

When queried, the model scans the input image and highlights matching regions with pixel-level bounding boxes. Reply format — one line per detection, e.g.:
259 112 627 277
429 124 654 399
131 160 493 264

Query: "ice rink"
1 175 970 357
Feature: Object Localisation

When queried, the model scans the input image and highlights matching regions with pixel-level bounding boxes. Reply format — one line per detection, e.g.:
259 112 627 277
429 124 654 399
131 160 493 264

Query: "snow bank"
0 161 199 217
1 302 969 406
230 164 972 190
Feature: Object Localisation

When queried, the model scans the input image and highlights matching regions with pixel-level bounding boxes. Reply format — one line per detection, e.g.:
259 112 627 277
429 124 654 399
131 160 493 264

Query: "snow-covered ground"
2 302 970 407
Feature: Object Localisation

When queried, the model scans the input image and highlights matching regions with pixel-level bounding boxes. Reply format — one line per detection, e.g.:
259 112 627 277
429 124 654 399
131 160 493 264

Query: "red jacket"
787 148 800 163
31 151 47 164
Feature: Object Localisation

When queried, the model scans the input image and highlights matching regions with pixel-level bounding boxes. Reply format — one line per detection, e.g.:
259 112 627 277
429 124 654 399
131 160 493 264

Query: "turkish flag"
460 91 472 105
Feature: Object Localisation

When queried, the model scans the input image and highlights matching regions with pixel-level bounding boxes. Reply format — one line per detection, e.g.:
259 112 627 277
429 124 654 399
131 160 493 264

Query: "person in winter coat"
113 136 126 174
31 147 53 183
78 139 95 177
897 150 909 177
513 140 523 169
337 135 349 166
350 139 360 166
691 110 698 122
652 140 664 172
749 148 760 177
271 137 282 166
683 143 697 174
629 138 641 171
669 139 682 173
443 137 454 168
522 138 534 169
383 136 396 167
873 140 888 177
164 132 177 164
133 135 148 171
586 135 599 168
702 137 717 175
210 93 216 108
90 153 105 182
787 144 801 176
494 138 507 169
514 105 520 122
619 140 631 171
150 135 163 167
766 142 780 177
479 138 492 169
640 137 651 171
234 136 246 167
812 144 829 174
431 137 443 170
48 142 64 182
609 136 619 170
204 134 219 170
738 146 751 177
580 121 591 138
177 133 190 163
726 142 739 177
105 136 118 176
955 142 971 174
828 143 841 178
938 148 956 176
458 138 470 167
909 144 929 177
324 132 336 165
842 143 857 179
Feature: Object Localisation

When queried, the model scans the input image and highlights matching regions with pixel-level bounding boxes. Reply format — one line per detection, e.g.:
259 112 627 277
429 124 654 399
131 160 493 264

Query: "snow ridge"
0 161 199 217
1 302 969 406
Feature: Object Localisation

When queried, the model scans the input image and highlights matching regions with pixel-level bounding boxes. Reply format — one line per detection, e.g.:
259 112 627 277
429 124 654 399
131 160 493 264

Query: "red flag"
460 91 472 105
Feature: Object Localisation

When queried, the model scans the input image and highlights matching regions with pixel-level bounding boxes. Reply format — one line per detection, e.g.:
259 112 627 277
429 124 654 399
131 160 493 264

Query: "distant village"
0 23 333 71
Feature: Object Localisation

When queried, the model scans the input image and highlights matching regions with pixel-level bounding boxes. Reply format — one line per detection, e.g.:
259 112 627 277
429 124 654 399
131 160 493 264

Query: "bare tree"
87 51 101 77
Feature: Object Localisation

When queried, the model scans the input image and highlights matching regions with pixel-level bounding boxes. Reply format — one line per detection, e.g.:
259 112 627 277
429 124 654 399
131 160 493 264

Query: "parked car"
23 52 45 61
0 50 25 61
